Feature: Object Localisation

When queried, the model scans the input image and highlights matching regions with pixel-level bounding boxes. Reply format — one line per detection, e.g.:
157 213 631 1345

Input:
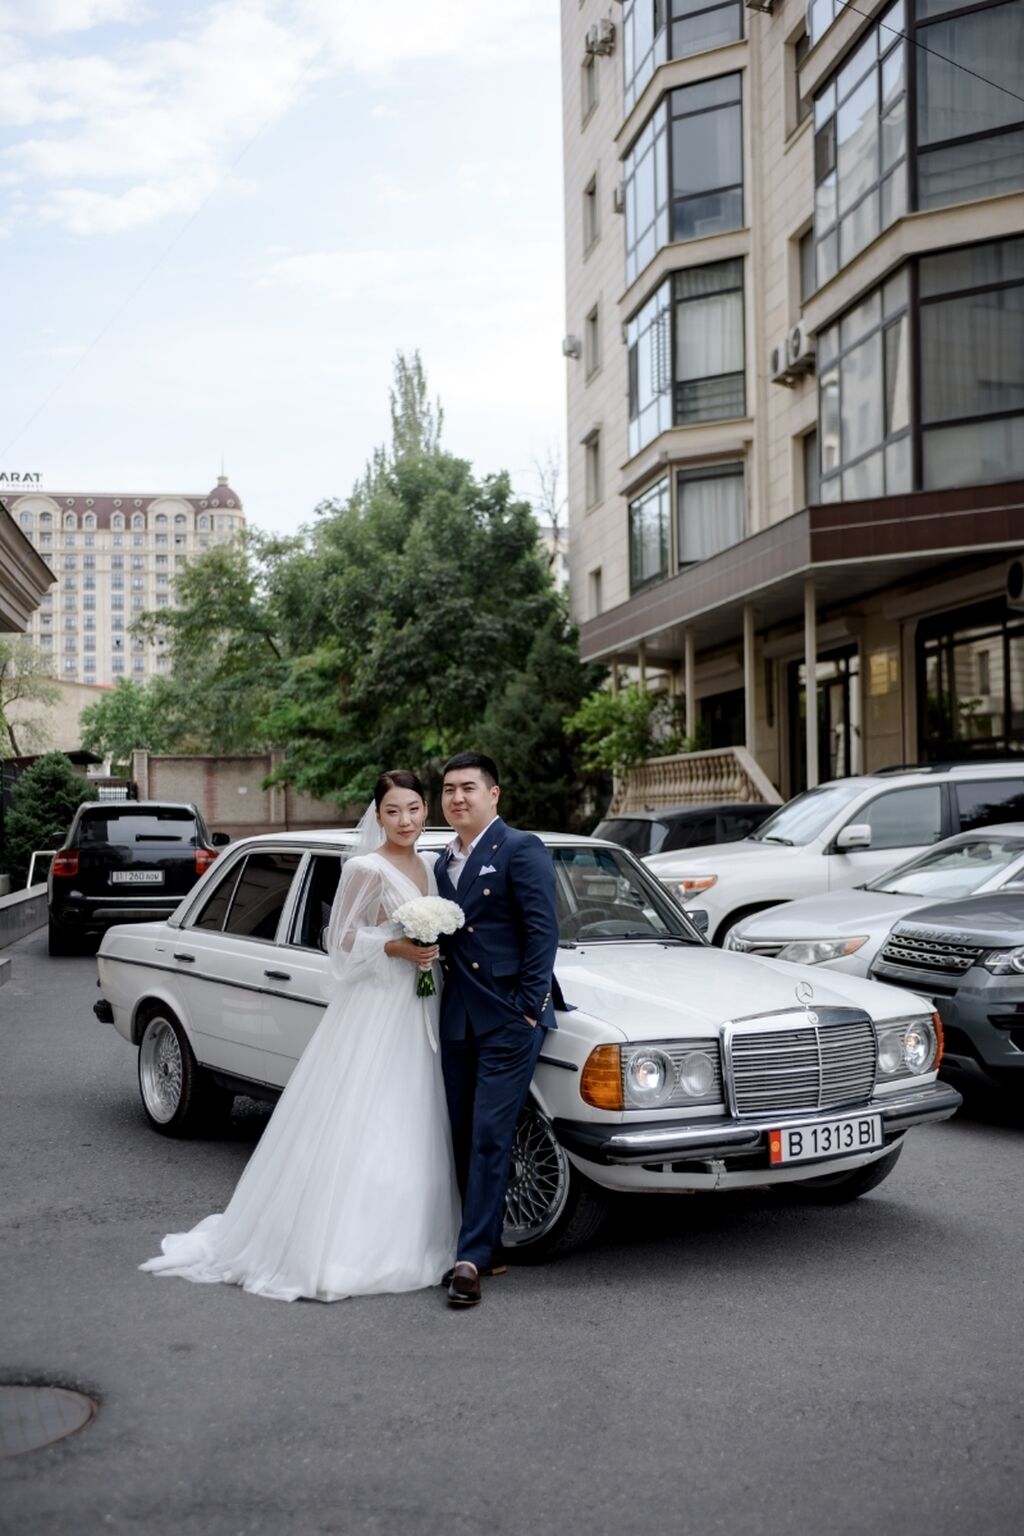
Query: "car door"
260 850 343 1086
170 847 304 1081
828 784 946 891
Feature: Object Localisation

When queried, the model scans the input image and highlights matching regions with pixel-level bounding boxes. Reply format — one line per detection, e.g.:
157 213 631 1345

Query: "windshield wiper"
759 834 794 846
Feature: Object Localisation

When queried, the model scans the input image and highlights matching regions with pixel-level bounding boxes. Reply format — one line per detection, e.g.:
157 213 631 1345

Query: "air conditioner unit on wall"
612 181 626 214
562 335 582 360
770 336 795 386
594 19 617 53
744 0 774 11
1006 557 1024 612
787 320 816 375
584 25 599 55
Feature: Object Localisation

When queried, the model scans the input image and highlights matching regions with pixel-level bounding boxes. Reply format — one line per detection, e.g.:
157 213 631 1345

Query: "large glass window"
676 462 745 565
917 0 1024 210
816 268 910 501
628 260 745 457
919 601 1024 760
629 477 670 591
624 76 742 286
623 1 743 117
813 2 906 286
919 236 1024 488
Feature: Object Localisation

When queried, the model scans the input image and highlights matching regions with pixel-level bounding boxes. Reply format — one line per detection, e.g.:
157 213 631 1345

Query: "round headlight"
903 1019 937 1074
877 1029 905 1076
624 1048 674 1107
678 1050 716 1098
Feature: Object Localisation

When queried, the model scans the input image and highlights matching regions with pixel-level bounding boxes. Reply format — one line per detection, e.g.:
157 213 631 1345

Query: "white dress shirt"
446 817 499 890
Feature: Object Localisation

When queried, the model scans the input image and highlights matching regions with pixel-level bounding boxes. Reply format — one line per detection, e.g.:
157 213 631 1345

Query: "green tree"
567 684 691 778
78 677 182 775
0 636 60 756
3 752 96 888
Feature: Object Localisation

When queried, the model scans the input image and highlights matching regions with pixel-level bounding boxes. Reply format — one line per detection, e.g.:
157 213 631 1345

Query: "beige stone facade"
562 0 1024 797
5 476 245 689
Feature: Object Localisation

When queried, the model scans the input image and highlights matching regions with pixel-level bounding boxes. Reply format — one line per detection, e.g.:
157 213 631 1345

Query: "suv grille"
879 931 984 975
728 1012 876 1117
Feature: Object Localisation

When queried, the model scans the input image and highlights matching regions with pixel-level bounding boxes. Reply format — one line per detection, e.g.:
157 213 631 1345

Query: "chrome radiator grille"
728 1011 877 1117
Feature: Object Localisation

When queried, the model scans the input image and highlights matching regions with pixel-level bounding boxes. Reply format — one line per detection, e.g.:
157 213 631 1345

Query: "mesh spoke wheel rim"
139 1018 184 1124
503 1107 571 1247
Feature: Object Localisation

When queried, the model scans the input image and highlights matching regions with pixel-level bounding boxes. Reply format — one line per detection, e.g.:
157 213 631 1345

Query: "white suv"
644 763 1024 945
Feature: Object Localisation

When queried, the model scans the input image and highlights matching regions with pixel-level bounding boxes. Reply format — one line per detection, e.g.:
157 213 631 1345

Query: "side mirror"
835 823 872 852
211 832 231 847
687 909 710 936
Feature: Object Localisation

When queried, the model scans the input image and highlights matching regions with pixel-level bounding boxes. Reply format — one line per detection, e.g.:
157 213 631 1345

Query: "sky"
0 0 568 536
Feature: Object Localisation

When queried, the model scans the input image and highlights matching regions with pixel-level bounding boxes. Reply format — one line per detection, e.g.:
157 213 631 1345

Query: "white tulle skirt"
140 974 460 1302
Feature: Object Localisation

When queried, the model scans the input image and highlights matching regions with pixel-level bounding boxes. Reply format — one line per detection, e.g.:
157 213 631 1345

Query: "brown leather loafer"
441 1261 508 1286
447 1262 482 1307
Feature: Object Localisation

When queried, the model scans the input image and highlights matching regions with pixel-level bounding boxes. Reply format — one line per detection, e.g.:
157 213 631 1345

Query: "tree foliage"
3 752 96 887
0 637 60 756
78 677 181 775
567 684 701 778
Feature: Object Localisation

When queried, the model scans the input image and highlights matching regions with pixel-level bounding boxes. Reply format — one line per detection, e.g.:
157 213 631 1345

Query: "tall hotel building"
562 0 1024 796
4 477 245 688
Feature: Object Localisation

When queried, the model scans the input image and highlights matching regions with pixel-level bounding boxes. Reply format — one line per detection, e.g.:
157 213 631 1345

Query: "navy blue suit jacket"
435 818 560 1042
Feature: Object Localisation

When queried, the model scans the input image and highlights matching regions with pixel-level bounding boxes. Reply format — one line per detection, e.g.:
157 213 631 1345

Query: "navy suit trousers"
441 1017 546 1269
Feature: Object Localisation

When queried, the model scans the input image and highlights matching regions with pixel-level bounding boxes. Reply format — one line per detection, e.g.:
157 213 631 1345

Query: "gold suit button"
466 926 475 934
483 888 491 896
471 961 480 970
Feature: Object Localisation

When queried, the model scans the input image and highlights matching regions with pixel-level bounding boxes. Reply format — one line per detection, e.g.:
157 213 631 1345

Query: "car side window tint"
718 811 760 841
223 852 303 941
289 854 344 950
191 858 246 931
662 818 704 852
856 786 944 851
955 779 1024 833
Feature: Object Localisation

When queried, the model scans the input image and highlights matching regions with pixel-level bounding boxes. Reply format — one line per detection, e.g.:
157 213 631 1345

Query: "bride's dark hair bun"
373 769 426 809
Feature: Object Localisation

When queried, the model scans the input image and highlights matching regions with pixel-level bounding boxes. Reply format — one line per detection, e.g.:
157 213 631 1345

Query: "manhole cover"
0 1385 96 1458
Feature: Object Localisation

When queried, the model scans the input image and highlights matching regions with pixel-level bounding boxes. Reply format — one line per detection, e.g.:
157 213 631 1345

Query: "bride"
140 770 460 1301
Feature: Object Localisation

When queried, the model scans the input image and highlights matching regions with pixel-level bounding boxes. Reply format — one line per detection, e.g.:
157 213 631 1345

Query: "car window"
955 778 1024 833
592 818 652 856
717 809 767 841
77 808 199 847
851 785 944 851
868 836 1024 897
749 782 866 845
191 858 246 931
550 845 697 943
222 852 303 940
662 815 715 852
289 853 344 951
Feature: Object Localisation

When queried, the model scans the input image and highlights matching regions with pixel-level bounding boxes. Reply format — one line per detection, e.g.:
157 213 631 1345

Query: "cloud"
0 0 147 35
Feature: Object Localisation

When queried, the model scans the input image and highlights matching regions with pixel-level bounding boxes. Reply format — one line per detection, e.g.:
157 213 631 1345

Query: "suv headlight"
982 946 1024 975
776 936 868 965
580 1041 722 1110
676 875 717 895
876 1014 942 1078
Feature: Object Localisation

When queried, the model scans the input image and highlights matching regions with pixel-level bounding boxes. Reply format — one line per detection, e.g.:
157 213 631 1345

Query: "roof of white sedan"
221 827 609 849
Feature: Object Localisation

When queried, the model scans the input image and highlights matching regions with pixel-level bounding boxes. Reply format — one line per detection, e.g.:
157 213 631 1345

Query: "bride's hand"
385 938 439 969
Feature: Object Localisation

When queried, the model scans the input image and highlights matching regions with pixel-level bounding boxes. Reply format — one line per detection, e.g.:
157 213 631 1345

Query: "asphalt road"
2 927 1022 1536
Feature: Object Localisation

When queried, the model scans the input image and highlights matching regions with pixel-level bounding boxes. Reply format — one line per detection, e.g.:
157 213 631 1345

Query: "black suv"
870 890 1024 1092
47 801 229 955
593 802 775 859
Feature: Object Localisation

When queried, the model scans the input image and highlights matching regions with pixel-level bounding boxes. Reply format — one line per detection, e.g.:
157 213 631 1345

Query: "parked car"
93 828 959 1262
48 800 229 955
726 824 1024 975
644 762 1024 946
870 890 1024 1092
594 802 776 858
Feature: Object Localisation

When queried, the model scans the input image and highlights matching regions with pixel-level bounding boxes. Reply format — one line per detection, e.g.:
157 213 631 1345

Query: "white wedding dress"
140 851 460 1301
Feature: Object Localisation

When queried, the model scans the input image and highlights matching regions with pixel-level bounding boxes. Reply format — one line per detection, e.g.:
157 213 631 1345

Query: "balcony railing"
609 746 782 814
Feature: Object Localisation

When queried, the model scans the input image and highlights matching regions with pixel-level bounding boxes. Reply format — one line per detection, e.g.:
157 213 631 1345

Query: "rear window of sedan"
76 808 200 847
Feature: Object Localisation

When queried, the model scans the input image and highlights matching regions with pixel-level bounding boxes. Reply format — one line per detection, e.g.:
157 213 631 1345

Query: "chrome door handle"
264 969 291 982
172 952 195 963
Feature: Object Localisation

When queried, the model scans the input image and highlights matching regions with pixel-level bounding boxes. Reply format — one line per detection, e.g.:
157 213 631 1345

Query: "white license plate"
111 870 164 885
769 1113 882 1165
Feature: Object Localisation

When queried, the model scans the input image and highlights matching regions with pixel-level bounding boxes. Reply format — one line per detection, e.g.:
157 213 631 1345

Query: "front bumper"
872 959 1024 1081
554 1082 962 1167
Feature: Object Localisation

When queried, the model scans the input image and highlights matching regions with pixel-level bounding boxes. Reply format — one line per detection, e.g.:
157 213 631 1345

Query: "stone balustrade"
609 748 782 814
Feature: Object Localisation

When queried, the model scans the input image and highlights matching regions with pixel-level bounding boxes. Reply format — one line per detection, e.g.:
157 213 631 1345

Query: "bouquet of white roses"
392 895 465 997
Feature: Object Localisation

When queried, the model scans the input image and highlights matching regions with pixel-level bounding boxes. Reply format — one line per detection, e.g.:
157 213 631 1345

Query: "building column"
804 577 819 789
610 659 619 696
637 639 647 687
743 604 756 752
684 628 696 743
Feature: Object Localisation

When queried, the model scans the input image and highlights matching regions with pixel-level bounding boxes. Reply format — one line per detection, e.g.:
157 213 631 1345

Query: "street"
2 925 1022 1536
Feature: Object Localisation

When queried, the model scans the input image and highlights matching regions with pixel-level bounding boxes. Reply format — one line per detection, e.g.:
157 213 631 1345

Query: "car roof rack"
870 761 1024 776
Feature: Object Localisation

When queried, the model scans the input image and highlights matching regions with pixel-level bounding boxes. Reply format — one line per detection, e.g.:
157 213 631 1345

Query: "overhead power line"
835 1 1024 110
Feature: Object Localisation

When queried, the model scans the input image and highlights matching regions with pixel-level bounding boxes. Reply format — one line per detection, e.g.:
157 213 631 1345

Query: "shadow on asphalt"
947 1079 1024 1131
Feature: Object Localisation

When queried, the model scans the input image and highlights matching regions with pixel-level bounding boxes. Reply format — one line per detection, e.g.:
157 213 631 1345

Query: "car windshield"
77 808 200 847
551 844 699 944
748 782 866 846
866 837 1024 898
591 817 655 856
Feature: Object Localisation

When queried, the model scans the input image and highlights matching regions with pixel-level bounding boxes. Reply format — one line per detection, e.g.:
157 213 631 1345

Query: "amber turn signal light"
932 1010 944 1070
581 1045 623 1110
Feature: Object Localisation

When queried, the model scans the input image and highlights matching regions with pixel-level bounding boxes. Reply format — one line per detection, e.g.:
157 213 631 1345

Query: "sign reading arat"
0 471 43 486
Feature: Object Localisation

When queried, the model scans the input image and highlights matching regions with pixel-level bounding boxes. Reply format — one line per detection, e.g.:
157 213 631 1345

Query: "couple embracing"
141 753 560 1309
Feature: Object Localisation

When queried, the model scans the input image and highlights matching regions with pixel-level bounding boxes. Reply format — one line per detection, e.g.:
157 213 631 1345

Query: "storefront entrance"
917 599 1024 760
788 645 862 793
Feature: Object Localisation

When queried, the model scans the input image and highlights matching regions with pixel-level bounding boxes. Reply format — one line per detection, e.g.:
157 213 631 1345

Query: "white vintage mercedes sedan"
95 829 961 1260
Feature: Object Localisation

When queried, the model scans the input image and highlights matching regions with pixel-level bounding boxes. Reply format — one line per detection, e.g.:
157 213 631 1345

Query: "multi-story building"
5 476 245 687
562 0 1024 797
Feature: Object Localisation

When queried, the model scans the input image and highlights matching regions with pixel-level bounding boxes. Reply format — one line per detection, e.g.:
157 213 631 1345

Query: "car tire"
137 1008 234 1137
784 1141 904 1204
48 918 81 956
501 1103 608 1263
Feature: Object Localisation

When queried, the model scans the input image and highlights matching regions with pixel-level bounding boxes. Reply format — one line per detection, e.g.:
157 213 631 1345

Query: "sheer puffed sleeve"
325 857 399 987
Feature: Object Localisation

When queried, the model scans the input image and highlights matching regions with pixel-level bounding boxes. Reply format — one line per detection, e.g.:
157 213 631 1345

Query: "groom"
435 752 560 1308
